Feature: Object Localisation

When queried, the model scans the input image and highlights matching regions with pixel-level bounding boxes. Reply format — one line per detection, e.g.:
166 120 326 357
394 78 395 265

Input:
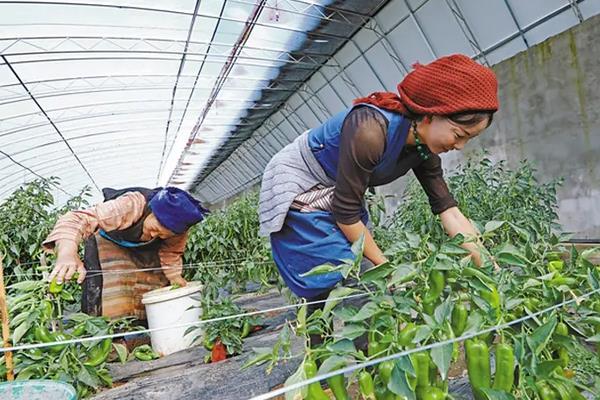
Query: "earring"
412 120 430 161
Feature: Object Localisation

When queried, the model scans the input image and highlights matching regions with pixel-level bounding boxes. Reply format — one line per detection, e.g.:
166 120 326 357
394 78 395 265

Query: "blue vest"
306 104 411 182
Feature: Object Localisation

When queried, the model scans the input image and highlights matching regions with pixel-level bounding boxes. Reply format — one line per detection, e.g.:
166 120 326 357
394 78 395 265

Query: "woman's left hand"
169 276 188 287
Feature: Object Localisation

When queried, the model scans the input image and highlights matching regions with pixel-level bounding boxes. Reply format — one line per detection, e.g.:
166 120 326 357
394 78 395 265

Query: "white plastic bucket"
141 281 203 356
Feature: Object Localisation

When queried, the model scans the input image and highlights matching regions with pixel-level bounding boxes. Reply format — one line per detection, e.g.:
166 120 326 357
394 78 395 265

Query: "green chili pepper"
378 360 395 386
71 323 86 337
410 352 432 389
417 386 446 400
84 338 112 367
49 278 63 294
40 300 54 322
133 345 158 361
326 369 350 400
358 371 376 400
303 358 329 400
567 385 587 400
423 299 437 315
451 303 468 336
241 320 252 338
536 381 559 400
424 270 446 303
465 339 491 400
557 348 569 368
523 298 540 311
34 325 66 353
480 287 500 316
492 343 514 392
555 322 568 337
203 336 214 351
547 260 564 272
368 340 385 358
398 323 418 347
548 274 577 287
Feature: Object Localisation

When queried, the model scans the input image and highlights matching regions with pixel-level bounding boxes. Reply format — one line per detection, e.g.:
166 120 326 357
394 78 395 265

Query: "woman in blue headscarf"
43 186 208 319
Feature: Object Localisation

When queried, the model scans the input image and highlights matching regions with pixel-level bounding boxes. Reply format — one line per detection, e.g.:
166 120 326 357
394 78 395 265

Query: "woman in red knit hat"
258 54 498 303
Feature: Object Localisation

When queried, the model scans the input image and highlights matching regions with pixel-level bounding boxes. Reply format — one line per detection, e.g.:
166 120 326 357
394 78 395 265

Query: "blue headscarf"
148 187 208 234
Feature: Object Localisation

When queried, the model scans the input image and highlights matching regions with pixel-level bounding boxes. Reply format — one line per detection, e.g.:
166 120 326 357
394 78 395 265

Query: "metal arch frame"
568 0 584 22
501 0 530 49
0 36 315 57
0 73 305 92
401 0 437 59
2 142 168 176
157 0 202 184
1 55 101 192
161 0 228 179
197 0 589 201
443 0 490 66
0 0 377 34
0 149 74 197
0 106 288 139
0 49 330 71
0 1 359 41
0 97 275 124
166 0 270 184
0 153 164 194
0 84 292 107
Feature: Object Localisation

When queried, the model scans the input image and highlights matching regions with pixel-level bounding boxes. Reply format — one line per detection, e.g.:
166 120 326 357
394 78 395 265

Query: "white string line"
0 293 369 353
4 259 275 280
249 287 600 400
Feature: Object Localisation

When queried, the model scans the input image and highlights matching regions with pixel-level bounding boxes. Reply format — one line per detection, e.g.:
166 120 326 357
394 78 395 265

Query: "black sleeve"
332 106 387 224
412 153 458 214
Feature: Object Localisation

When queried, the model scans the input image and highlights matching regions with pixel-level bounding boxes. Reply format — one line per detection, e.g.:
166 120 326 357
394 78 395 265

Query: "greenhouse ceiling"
0 0 598 205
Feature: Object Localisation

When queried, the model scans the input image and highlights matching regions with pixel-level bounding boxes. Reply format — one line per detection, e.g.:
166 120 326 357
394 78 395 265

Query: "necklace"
411 120 430 161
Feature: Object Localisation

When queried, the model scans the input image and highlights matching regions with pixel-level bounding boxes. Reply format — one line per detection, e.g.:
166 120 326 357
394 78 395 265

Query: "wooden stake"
0 255 14 380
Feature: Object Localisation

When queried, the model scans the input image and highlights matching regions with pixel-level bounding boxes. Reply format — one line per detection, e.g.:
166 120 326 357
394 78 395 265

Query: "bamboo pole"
0 255 14 380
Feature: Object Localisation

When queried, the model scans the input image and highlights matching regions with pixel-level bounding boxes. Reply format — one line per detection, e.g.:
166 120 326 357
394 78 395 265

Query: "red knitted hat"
354 54 499 115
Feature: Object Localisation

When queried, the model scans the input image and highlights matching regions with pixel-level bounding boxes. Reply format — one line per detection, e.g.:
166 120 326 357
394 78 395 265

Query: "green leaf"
284 363 307 400
586 333 600 343
326 339 356 355
496 250 529 267
412 325 433 343
317 355 349 374
463 312 484 336
434 300 453 325
389 362 416 399
430 343 453 380
351 234 365 257
300 263 341 277
241 347 273 370
12 319 32 344
348 302 379 322
526 316 557 355
388 264 417 286
523 278 541 289
484 221 505 235
113 343 128 364
479 387 516 400
361 261 394 283
322 287 358 318
77 365 101 388
440 242 470 256
335 324 366 340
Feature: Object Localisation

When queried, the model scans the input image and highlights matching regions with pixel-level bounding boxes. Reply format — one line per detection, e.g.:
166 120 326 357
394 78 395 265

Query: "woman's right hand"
48 240 86 284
